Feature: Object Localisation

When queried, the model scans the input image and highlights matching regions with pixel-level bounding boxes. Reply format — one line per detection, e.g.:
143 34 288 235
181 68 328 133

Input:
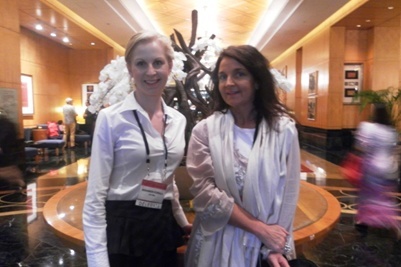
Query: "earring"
130 77 136 91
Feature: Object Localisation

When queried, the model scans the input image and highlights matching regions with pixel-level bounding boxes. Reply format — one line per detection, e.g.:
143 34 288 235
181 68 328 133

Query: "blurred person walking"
354 103 401 238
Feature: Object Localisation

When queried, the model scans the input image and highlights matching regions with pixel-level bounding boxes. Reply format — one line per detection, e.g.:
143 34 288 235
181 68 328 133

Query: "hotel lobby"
1 0 401 266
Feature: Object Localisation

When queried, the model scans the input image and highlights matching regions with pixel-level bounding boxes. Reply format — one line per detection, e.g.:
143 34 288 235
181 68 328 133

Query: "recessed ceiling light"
62 37 70 43
35 24 43 30
90 42 95 46
388 6 394 10
50 32 57 37
356 25 361 28
365 19 371 23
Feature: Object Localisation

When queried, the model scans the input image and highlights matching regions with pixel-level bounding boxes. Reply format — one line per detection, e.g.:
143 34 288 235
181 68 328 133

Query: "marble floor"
1 144 401 267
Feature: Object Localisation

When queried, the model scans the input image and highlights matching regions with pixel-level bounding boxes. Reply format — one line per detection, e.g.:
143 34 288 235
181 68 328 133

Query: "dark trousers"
109 249 178 267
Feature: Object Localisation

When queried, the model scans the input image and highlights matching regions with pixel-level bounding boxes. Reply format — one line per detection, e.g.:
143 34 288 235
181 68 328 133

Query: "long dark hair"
210 45 290 130
372 103 392 126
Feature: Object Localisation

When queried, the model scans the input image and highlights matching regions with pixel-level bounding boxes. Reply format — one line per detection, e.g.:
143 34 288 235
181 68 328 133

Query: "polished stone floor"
1 144 401 266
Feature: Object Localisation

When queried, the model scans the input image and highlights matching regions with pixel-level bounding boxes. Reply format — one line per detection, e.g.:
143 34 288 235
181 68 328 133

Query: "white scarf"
204 111 299 265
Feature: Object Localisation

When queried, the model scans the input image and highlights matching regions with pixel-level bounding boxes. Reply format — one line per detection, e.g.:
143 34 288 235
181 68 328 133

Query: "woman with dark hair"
185 45 300 267
354 103 401 237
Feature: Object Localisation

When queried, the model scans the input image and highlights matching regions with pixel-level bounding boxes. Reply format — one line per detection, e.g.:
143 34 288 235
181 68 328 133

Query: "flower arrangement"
86 56 130 114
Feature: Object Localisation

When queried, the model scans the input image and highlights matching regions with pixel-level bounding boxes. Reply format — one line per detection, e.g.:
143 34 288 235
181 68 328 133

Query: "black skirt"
105 199 184 257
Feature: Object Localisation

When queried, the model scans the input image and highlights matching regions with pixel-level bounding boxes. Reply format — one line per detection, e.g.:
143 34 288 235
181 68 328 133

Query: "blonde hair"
125 31 174 66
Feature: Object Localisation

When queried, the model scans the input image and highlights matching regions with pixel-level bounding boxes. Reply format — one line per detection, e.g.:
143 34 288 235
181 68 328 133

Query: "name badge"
136 177 167 209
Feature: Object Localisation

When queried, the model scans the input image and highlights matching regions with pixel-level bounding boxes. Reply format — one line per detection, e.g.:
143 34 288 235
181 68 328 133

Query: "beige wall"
273 15 401 130
20 28 115 127
0 0 22 135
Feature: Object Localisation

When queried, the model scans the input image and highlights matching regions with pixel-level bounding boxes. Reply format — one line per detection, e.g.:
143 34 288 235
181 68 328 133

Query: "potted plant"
354 86 401 130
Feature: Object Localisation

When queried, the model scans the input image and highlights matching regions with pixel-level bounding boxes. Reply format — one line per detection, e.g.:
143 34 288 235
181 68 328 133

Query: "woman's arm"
229 204 288 252
83 111 114 267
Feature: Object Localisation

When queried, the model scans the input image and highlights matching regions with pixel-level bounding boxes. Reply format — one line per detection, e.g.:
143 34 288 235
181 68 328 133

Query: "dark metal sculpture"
163 10 216 147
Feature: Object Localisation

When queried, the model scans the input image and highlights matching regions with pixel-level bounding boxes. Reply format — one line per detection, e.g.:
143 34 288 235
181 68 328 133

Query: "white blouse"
83 93 189 267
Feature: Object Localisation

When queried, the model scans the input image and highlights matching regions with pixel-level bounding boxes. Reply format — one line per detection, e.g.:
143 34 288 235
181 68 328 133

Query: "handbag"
340 152 362 187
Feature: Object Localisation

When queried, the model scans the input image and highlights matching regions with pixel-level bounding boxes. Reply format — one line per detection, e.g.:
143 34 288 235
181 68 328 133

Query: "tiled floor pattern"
0 145 400 266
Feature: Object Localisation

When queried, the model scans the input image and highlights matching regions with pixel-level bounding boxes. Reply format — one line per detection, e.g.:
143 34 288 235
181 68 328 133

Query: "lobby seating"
24 147 39 159
24 126 65 156
24 123 92 156
75 134 91 149
33 139 65 156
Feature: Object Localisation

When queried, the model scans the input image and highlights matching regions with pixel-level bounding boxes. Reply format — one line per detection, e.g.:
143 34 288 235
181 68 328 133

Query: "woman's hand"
182 224 193 241
228 204 289 252
255 223 288 252
267 252 290 267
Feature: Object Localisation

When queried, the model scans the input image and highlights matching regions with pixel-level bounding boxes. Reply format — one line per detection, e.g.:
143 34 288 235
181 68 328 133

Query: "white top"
233 125 254 197
185 111 300 267
62 104 77 124
355 121 399 179
83 92 189 267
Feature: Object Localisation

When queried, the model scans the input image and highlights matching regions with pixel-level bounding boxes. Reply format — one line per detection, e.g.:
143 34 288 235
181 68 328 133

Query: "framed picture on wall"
343 63 363 104
345 70 359 79
82 83 98 106
308 71 318 95
307 96 316 120
0 88 19 124
344 88 357 97
21 74 34 115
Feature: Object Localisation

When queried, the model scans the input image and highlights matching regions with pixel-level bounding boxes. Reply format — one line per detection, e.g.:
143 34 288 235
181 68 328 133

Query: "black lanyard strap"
133 110 168 170
134 110 151 164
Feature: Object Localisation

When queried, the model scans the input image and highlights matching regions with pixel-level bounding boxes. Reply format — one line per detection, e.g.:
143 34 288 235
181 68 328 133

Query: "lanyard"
133 110 168 177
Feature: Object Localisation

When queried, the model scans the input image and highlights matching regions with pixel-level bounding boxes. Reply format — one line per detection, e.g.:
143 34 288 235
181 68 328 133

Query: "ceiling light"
356 25 361 28
388 6 394 10
90 42 95 46
365 19 371 23
62 37 70 43
35 23 43 30
50 32 57 37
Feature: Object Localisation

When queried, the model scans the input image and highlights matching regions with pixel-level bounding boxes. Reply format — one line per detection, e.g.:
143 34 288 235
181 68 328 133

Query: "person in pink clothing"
354 103 401 238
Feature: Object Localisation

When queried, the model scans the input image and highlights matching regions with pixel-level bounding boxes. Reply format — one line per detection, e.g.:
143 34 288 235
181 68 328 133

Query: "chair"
75 134 91 149
33 139 65 156
25 147 39 159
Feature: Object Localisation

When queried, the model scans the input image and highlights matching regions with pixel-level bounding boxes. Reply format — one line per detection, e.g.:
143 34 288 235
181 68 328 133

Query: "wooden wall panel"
342 105 365 128
20 27 71 126
371 27 400 89
0 28 21 89
20 27 113 127
300 29 331 128
69 49 113 105
0 0 19 31
327 27 345 129
0 0 23 134
344 29 369 62
344 28 369 119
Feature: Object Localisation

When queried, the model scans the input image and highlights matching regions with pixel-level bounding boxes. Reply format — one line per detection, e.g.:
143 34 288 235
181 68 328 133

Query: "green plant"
354 86 401 127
